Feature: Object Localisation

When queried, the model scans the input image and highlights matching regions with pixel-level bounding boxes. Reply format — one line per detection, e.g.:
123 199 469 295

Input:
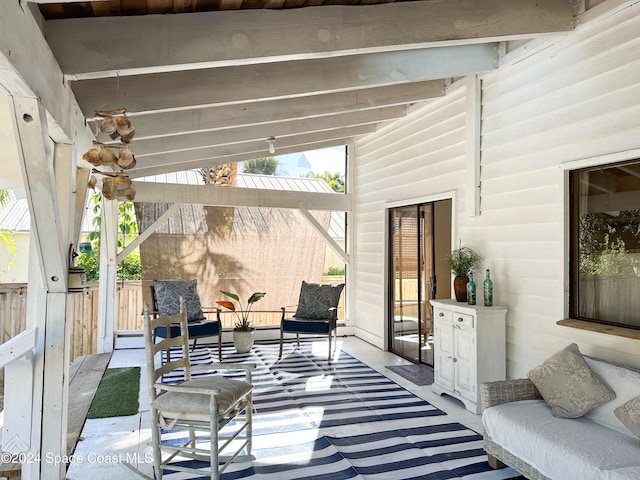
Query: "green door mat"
87 366 140 419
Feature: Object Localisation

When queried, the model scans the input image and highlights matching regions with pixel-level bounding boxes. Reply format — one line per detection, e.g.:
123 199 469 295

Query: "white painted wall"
353 2 640 377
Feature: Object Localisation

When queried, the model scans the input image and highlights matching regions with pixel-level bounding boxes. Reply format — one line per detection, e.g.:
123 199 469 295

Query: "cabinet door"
434 321 454 389
453 326 476 400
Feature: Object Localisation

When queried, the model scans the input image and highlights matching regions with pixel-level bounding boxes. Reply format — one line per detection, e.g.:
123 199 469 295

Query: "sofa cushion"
584 356 640 438
615 396 640 439
483 400 640 480
527 343 615 418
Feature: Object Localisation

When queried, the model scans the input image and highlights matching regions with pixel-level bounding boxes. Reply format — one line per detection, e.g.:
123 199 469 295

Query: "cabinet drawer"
452 312 474 329
434 308 452 324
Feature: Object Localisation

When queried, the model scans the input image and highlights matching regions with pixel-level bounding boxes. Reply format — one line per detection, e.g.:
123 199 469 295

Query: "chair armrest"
480 378 542 409
280 306 297 320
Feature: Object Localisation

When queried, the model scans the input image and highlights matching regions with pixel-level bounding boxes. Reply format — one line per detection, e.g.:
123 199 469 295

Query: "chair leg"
191 338 198 352
211 402 219 480
218 333 222 362
328 329 332 362
296 334 300 348
279 328 284 358
150 407 163 480
247 393 253 456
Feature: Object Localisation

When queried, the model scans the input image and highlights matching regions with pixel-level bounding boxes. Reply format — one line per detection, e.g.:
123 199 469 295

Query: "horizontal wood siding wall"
353 4 640 374
354 85 467 348
480 4 640 376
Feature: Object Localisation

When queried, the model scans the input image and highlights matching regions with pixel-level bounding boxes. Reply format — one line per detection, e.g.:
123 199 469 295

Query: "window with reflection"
570 160 640 328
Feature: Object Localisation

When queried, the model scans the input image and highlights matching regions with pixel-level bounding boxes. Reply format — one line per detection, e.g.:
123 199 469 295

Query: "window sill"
557 319 640 341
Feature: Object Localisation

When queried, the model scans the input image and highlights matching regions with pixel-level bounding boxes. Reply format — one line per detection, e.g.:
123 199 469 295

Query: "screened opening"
569 159 640 329
135 147 347 329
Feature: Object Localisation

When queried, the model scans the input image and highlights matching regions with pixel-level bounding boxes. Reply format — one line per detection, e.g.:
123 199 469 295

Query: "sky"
243 145 346 176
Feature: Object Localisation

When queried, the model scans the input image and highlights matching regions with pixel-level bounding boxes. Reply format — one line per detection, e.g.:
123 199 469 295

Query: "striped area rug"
161 340 523 480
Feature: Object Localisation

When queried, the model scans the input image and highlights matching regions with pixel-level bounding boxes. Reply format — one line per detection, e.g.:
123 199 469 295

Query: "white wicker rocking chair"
143 297 255 479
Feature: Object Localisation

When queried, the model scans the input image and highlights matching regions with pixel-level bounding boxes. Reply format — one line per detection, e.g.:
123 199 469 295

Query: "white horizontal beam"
128 126 374 176
45 1 574 79
129 138 354 179
94 81 444 139
134 182 352 212
71 44 498 114
128 106 406 156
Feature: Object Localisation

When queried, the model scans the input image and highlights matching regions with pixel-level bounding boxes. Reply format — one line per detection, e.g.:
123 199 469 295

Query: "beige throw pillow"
527 343 616 419
614 396 640 439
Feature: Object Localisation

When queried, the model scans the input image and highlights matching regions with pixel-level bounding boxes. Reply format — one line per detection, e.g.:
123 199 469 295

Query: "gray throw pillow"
614 396 640 439
295 281 345 320
527 343 616 419
153 279 205 323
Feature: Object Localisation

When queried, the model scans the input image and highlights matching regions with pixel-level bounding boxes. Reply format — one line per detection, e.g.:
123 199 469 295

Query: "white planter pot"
233 329 255 353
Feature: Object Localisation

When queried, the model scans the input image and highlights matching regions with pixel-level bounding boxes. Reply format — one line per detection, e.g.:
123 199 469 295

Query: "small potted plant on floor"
445 245 483 302
217 291 266 353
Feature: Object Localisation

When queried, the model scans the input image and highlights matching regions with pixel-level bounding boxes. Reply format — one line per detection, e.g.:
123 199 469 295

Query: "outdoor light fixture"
267 136 276 154
78 242 93 254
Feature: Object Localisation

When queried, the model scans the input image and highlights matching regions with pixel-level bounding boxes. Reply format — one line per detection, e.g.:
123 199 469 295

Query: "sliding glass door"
388 200 451 365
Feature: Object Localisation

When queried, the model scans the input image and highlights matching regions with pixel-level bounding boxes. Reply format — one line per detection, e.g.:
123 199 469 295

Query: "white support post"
39 292 71 480
22 235 46 480
10 96 67 292
97 198 118 353
53 143 74 253
11 96 72 480
465 75 482 217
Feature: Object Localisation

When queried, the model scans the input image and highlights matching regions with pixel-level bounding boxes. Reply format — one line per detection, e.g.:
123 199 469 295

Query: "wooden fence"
0 277 345 361
0 282 146 361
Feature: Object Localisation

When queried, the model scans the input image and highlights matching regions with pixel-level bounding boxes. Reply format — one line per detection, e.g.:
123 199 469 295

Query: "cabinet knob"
439 312 444 317
452 357 458 363
457 317 464 322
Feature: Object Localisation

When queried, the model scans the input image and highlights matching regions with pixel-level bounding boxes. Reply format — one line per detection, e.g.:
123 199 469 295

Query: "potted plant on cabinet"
217 290 266 353
445 245 483 302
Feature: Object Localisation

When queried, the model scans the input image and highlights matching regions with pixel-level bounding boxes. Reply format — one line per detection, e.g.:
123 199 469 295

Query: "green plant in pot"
217 290 266 353
445 245 483 302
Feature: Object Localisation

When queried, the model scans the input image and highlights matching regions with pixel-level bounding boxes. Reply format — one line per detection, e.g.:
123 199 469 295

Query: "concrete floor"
65 336 486 479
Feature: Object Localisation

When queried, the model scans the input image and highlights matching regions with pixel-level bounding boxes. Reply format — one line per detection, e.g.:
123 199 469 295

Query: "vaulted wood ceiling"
33 0 575 178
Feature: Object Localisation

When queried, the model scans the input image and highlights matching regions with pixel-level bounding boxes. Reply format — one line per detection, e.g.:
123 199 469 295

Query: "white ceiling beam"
91 81 445 139
70 44 498 115
128 126 374 176
134 182 352 213
130 138 353 179
127 106 407 156
45 1 574 80
0 2 94 145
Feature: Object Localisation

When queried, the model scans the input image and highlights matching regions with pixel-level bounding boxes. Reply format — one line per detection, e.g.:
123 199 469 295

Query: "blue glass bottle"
484 269 493 307
467 271 476 305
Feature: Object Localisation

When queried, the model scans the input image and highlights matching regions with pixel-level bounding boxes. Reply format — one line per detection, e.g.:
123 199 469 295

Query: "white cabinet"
429 299 507 414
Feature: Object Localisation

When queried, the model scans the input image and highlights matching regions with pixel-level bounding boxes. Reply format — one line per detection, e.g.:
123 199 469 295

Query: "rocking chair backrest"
143 296 191 397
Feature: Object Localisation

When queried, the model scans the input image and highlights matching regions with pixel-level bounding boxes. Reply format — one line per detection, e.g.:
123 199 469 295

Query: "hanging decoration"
83 108 137 201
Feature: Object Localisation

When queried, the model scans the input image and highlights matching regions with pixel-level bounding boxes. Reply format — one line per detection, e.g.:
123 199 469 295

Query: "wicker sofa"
480 354 640 480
